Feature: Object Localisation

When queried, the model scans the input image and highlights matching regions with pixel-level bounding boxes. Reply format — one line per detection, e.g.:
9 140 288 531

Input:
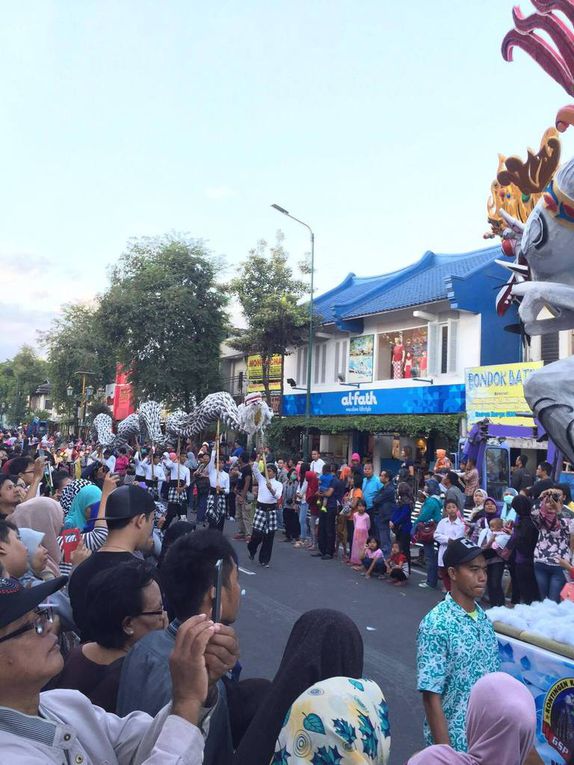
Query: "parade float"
488 3 574 761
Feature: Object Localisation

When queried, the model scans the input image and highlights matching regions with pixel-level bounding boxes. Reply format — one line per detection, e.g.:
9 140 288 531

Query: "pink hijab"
12 497 64 578
407 673 536 764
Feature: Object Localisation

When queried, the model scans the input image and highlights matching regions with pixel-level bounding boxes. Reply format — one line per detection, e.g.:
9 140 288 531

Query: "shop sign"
282 383 465 417
348 335 374 383
465 361 543 426
247 354 282 393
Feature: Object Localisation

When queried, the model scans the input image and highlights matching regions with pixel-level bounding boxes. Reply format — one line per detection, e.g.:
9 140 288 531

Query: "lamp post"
271 203 315 460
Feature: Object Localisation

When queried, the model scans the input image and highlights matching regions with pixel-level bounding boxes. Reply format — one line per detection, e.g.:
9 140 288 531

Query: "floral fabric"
272 676 390 765
531 509 571 565
416 594 500 752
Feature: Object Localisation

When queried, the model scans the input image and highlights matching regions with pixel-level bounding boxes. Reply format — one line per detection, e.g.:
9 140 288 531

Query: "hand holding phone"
211 559 223 622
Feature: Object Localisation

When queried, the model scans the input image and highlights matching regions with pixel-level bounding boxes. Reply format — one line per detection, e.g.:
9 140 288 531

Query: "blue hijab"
64 484 102 531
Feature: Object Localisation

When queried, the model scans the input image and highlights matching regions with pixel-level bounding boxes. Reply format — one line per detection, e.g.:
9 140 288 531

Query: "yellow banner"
465 361 543 426
247 354 283 394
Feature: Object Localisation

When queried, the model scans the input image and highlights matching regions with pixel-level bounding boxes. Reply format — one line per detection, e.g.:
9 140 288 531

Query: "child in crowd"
434 499 466 592
350 499 370 568
478 517 511 551
385 541 409 585
360 536 386 578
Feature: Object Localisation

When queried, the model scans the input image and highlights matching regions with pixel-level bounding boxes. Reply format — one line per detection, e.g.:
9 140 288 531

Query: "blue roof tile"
315 246 501 323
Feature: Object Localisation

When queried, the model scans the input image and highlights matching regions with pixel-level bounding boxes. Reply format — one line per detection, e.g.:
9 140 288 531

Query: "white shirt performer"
246 462 284 568
205 449 230 531
0 574 212 764
162 452 191 528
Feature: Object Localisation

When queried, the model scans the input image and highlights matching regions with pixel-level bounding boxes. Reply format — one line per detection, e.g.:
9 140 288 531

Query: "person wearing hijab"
406 672 536 764
468 489 487 523
532 489 571 602
508 495 540 605
273 676 390 765
64 484 103 531
12 496 63 578
234 609 364 765
413 480 443 590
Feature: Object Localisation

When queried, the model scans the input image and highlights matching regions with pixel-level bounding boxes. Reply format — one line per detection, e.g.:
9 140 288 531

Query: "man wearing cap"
416 539 499 752
0 574 215 763
68 485 155 641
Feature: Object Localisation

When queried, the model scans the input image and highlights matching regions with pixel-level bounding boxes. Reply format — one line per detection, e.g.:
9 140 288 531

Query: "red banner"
113 364 135 420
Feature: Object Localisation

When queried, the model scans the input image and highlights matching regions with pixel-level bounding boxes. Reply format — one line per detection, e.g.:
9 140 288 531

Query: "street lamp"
66 385 74 398
271 203 315 460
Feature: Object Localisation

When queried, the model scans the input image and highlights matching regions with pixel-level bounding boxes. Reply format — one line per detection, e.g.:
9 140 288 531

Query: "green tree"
40 304 115 410
98 234 228 410
229 234 309 404
0 346 49 424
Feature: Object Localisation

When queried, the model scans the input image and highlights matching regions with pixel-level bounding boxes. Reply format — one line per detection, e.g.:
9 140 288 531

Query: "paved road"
227 527 443 765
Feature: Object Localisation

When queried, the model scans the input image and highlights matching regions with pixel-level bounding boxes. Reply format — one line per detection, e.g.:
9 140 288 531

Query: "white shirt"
252 463 284 504
162 454 191 488
0 688 203 764
434 517 466 567
104 455 116 473
208 450 229 494
310 458 325 476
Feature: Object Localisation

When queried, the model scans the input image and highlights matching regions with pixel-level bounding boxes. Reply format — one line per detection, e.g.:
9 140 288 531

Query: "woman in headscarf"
57 478 111 577
406 672 536 764
468 489 487 523
234 609 363 765
508 495 540 604
272 676 390 765
12 496 63 578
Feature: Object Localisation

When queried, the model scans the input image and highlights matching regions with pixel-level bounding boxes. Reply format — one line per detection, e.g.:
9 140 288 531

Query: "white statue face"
520 200 574 284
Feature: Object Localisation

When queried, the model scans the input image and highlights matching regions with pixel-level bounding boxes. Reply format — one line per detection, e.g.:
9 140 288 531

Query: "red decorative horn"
502 28 574 94
512 5 574 76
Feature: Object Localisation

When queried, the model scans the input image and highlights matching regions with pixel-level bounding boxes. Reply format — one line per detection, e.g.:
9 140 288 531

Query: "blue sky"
2 0 574 357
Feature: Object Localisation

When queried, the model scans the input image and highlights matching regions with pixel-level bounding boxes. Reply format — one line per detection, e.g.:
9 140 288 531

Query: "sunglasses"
0 606 54 645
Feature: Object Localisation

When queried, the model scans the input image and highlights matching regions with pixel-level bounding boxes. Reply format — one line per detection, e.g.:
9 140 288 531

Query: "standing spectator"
466 496 499 545
234 453 253 542
478 518 507 607
461 458 479 509
310 450 325 476
532 489 571 602
314 464 343 560
468 488 487 521
531 461 554 500
282 469 300 542
416 539 499 752
350 499 371 568
68 485 155 641
413 479 443 590
362 463 382 523
50 560 166 712
442 472 465 514
434 500 466 592
305 464 320 551
501 487 518 525
392 482 413 573
294 463 309 547
0 475 21 518
509 495 540 604
373 470 396 558
407 672 536 765
345 471 364 557
511 454 533 493
350 452 363 478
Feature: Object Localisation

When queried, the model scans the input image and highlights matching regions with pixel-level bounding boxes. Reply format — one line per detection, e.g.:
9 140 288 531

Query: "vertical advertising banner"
348 335 374 383
247 354 283 393
112 364 135 421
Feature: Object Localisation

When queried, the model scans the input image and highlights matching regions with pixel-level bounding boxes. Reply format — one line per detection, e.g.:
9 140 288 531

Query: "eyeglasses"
138 608 166 617
0 606 54 644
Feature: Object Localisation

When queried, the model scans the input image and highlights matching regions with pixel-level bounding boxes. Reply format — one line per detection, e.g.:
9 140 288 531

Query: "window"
542 332 559 364
440 325 448 374
44 399 52 411
375 327 428 381
428 319 458 375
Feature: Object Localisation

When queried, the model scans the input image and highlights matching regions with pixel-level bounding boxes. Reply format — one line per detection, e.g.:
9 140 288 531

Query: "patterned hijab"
60 478 91 514
273 676 390 765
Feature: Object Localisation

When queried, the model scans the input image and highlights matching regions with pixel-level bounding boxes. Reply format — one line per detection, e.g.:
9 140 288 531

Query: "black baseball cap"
0 575 67 630
443 539 484 569
103 485 155 520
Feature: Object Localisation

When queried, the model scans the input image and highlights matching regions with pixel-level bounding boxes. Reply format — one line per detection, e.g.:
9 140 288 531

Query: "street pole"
271 204 315 461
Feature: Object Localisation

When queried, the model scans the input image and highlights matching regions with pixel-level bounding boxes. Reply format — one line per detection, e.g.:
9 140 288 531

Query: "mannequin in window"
404 351 413 379
419 350 428 376
392 337 405 379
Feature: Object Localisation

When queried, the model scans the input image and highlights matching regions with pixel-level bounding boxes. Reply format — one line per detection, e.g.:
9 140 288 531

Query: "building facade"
281 246 522 470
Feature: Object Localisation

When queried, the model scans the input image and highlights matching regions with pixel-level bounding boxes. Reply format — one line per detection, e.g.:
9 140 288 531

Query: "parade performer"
205 447 229 532
247 462 284 567
162 450 190 529
143 450 165 501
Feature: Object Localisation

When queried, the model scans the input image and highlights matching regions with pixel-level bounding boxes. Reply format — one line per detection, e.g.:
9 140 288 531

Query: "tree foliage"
0 346 49 424
98 235 228 410
229 234 309 404
40 304 114 410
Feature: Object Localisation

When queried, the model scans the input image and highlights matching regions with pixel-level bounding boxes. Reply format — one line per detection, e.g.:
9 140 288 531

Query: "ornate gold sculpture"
484 128 561 239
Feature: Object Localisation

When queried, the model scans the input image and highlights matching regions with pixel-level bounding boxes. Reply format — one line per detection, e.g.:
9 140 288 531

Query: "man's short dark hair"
9 456 33 476
0 475 14 493
161 530 238 621
52 470 70 490
539 461 552 476
518 454 528 468
0 518 17 543
85 560 156 649
106 509 153 532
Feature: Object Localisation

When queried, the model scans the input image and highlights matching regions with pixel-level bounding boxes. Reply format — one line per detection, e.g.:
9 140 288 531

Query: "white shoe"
419 582 432 589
